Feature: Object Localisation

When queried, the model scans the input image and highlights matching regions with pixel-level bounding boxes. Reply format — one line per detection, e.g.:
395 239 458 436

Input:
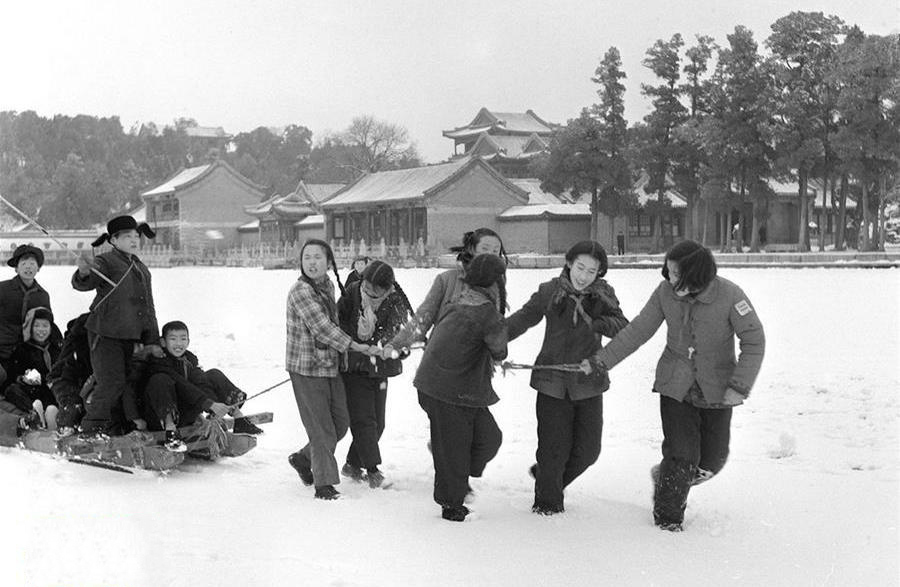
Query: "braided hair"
300 238 345 296
449 228 509 267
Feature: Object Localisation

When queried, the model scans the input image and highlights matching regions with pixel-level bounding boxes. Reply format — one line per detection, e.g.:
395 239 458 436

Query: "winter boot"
341 462 365 482
532 500 565 516
441 504 469 522
366 467 385 488
232 417 264 435
163 430 187 453
314 485 341 500
289 451 314 486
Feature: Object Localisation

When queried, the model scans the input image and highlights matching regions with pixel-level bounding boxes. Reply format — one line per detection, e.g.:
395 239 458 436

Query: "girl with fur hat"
414 253 509 522
286 239 376 500
506 240 629 515
0 244 52 388
336 260 413 488
586 240 765 532
0 307 63 430
383 227 507 358
72 215 163 434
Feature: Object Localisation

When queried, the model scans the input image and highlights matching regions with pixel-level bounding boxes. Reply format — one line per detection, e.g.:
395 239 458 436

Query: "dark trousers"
342 372 387 470
81 334 135 432
50 380 85 429
418 391 502 508
204 369 246 406
290 372 349 487
142 373 206 430
534 392 603 509
654 395 732 525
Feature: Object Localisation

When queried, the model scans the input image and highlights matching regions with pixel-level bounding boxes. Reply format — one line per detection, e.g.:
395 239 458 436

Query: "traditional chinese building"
442 108 557 178
141 160 266 253
321 157 529 253
243 181 344 244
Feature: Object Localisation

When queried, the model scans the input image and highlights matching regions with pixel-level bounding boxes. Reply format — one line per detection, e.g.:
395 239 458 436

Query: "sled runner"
0 412 273 472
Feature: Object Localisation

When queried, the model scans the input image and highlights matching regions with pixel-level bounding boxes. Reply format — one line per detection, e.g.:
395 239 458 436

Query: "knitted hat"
92 215 156 247
464 253 506 288
7 244 44 268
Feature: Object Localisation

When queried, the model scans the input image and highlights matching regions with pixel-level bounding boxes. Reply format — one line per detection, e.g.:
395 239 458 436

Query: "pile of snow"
2 265 897 586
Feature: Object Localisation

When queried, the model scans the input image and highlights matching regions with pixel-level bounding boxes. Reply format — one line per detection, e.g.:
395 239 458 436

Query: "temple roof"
469 133 548 160
142 160 265 198
243 181 345 219
184 126 232 139
499 203 591 219
508 179 572 205
443 108 556 140
322 157 527 208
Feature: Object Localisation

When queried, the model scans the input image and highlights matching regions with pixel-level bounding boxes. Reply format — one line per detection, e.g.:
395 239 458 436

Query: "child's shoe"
341 462 365 482
288 451 314 486
162 430 187 453
441 505 469 522
232 417 264 435
314 485 341 500
366 468 385 488
32 400 46 428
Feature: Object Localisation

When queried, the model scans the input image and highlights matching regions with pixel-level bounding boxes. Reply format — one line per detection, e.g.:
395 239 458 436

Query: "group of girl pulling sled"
285 227 765 531
0 215 764 531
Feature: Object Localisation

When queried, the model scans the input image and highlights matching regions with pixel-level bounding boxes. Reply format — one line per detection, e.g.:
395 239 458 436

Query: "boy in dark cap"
72 215 163 434
0 244 52 388
413 253 509 522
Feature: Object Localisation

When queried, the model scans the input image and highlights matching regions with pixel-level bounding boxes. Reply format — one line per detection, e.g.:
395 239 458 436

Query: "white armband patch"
734 300 753 316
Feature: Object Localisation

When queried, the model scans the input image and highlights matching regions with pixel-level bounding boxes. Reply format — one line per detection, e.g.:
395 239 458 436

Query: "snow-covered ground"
3 264 898 587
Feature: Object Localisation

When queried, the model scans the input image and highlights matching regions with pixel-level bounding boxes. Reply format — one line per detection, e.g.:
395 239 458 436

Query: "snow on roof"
499 204 590 219
294 214 324 227
184 126 231 139
238 219 259 232
142 164 212 197
321 158 472 207
509 179 568 205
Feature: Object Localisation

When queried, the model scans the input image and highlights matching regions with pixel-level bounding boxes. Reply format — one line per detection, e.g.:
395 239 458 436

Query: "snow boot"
341 462 365 482
289 451 314 486
163 430 187 453
441 505 469 522
314 485 341 500
232 417 264 435
366 468 385 488
532 500 565 516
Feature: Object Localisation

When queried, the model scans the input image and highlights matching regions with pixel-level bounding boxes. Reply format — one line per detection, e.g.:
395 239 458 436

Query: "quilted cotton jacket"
593 277 765 405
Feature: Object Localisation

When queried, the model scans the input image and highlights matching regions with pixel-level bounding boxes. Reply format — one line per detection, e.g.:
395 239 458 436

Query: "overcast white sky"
2 0 897 163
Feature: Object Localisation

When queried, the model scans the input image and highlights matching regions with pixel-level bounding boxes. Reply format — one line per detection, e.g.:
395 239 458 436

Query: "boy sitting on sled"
138 321 262 452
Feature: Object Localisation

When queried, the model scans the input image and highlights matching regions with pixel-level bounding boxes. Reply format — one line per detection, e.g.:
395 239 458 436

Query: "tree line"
535 11 900 252
0 113 420 230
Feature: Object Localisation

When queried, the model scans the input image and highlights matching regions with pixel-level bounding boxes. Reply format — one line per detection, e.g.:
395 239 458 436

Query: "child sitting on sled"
138 320 262 452
0 307 63 430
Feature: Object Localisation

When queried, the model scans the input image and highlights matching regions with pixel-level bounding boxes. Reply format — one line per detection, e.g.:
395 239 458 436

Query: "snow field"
1 264 897 587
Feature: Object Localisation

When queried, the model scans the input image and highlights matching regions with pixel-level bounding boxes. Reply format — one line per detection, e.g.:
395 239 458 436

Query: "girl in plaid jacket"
286 239 373 500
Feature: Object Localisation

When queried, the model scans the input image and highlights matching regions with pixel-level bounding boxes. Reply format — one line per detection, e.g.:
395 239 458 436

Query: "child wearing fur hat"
337 260 414 487
506 240 629 515
0 244 52 388
414 253 509 522
0 307 63 429
72 215 164 434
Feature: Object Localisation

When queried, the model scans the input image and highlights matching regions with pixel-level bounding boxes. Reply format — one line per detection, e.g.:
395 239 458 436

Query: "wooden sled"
0 412 273 472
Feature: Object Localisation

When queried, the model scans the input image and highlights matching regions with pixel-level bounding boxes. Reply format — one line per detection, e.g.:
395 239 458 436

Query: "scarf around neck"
551 269 613 327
